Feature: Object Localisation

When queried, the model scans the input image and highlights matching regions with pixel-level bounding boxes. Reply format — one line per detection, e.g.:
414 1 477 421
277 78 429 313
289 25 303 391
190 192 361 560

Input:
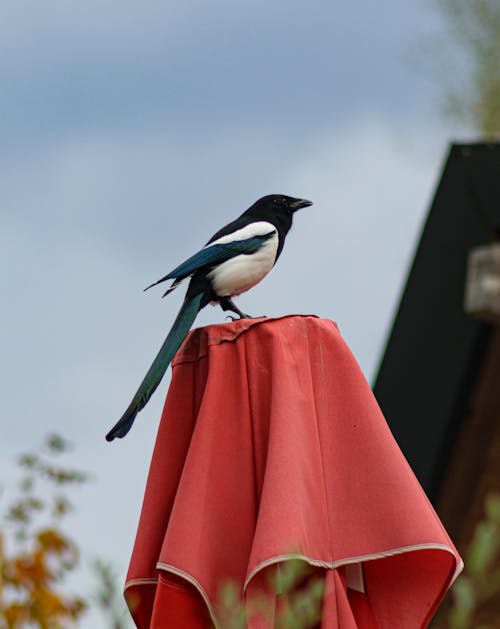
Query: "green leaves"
437 492 500 629
434 0 500 136
217 559 325 629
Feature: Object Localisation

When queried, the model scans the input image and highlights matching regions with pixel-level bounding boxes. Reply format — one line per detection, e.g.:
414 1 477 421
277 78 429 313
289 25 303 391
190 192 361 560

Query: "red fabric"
125 316 462 628
126 575 210 628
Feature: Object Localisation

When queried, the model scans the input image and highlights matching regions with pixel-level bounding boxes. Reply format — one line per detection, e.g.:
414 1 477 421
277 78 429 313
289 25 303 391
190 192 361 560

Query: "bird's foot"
225 313 267 321
220 297 267 321
225 312 251 321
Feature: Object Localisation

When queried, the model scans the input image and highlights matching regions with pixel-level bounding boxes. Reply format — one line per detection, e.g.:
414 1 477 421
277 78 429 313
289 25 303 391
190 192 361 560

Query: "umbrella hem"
125 577 159 588
155 562 221 629
243 543 464 591
125 545 462 629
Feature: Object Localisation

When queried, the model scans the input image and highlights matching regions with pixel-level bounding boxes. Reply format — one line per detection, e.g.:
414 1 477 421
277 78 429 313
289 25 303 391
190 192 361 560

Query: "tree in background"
0 435 90 627
0 434 88 627
93 558 133 629
434 0 500 137
448 495 500 628
431 494 500 628
0 435 133 629
429 4 500 626
218 559 325 629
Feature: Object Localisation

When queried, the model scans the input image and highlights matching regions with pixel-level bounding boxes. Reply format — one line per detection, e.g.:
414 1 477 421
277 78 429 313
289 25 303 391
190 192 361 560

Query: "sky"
0 1 470 626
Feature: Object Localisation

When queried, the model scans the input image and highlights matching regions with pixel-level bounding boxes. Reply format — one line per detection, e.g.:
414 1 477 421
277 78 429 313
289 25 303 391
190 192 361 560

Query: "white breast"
208 230 279 297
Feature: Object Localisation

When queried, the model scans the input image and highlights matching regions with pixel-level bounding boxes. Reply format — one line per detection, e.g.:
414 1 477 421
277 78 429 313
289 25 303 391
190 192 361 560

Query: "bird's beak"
290 198 313 212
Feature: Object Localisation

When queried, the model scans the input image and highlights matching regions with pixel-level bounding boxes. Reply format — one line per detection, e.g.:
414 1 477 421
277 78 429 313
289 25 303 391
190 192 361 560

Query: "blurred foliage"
432 493 500 628
218 559 324 629
92 559 132 629
216 491 500 629
434 0 500 137
0 434 88 628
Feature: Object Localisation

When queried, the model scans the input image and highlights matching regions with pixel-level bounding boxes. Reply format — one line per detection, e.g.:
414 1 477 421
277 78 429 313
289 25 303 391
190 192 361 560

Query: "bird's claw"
225 314 267 321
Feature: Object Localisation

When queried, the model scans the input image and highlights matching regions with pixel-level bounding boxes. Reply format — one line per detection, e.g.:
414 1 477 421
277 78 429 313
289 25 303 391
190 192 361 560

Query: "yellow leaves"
1 531 87 627
0 435 89 628
3 603 30 627
12 550 51 584
37 528 70 554
1 586 87 629
33 587 68 621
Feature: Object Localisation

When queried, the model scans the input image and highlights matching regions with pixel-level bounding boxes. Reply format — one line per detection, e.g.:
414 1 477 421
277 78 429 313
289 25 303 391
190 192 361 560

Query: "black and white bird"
106 194 312 442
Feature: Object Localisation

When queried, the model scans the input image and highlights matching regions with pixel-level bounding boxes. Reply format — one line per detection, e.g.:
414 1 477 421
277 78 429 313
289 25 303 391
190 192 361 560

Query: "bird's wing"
144 230 276 292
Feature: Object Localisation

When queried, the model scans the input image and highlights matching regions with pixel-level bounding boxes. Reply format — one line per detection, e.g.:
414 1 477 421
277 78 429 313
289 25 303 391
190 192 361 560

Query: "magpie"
105 194 312 442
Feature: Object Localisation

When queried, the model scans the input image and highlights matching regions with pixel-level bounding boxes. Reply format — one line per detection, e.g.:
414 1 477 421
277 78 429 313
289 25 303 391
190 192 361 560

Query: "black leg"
219 297 252 320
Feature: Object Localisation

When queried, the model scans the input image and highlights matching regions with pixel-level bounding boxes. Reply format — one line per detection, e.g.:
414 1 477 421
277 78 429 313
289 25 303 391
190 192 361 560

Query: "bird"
105 194 312 441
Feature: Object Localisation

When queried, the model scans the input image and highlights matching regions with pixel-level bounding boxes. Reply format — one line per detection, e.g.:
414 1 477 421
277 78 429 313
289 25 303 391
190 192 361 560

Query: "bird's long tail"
105 292 204 441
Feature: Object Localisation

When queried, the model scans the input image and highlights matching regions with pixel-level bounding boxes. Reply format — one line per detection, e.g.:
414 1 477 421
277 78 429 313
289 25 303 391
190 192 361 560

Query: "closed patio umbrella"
124 316 462 628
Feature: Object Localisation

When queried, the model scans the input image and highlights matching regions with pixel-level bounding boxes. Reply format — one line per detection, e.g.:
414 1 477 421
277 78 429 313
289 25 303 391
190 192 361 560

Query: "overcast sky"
0 1 470 626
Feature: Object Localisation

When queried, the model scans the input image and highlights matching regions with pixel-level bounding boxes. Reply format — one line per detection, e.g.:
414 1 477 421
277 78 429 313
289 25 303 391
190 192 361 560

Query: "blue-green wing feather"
167 235 272 277
144 233 275 292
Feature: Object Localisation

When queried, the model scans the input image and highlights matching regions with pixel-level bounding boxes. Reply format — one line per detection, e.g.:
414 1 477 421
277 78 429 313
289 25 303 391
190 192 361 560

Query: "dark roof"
373 142 500 499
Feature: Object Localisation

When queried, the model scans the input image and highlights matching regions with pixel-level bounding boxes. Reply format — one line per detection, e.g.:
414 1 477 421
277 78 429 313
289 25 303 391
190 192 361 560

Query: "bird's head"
249 194 313 217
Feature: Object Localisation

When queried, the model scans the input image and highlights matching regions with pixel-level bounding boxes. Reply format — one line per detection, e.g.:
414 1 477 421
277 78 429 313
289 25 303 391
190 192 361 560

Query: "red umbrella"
124 316 462 628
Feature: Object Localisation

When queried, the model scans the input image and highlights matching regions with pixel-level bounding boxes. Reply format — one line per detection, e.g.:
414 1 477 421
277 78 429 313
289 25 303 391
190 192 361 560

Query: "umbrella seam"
243 327 260 522
310 332 335 562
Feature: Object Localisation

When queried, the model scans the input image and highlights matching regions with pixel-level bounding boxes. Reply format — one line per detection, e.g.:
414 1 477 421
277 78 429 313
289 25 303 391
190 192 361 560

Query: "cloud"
0 0 436 153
